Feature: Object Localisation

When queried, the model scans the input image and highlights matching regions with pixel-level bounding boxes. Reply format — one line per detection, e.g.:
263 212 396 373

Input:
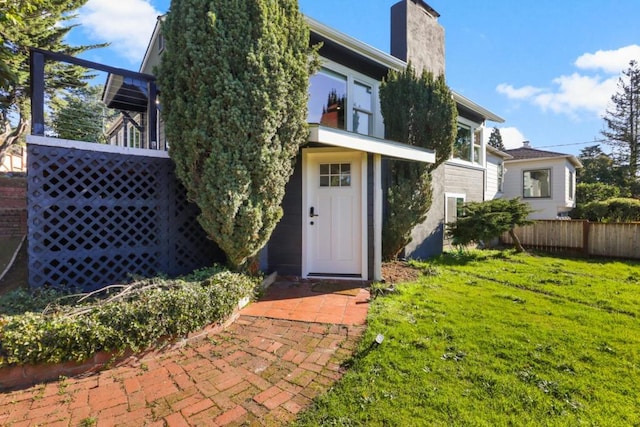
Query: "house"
502 142 582 219
108 0 504 279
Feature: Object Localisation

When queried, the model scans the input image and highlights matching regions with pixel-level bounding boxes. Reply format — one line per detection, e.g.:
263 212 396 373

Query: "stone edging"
0 310 241 392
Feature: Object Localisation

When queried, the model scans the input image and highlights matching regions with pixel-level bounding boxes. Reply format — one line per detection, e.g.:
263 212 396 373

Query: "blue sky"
69 0 640 155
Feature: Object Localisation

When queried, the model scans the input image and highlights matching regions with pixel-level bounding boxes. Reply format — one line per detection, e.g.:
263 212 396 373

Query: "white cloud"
575 45 640 74
78 0 160 64
532 73 618 116
496 45 638 118
496 84 543 100
484 127 526 149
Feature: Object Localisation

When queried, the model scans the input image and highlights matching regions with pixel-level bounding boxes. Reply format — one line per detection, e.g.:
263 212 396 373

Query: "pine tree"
379 64 457 259
0 0 100 164
601 60 640 192
158 0 317 270
487 127 505 150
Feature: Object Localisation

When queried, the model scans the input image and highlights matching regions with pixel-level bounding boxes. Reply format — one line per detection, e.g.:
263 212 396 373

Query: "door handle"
310 206 319 217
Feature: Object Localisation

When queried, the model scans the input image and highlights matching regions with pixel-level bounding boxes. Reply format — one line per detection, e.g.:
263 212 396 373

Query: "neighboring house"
502 142 582 220
109 0 504 278
0 145 27 173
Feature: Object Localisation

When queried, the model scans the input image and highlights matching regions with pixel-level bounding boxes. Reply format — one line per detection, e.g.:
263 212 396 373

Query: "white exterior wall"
485 152 503 200
503 157 577 220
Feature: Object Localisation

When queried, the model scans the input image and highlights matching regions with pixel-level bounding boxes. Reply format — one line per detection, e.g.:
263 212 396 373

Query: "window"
473 129 482 164
453 123 472 161
128 126 141 149
308 68 347 130
569 171 575 201
307 63 379 137
319 163 351 187
523 169 551 198
497 163 505 192
445 194 465 224
158 34 165 53
353 81 372 135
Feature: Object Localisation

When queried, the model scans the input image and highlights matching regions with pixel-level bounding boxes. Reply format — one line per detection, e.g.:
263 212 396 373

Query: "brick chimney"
390 0 445 76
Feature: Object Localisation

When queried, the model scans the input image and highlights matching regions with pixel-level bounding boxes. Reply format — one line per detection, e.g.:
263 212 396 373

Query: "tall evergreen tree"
158 0 317 269
379 64 457 259
0 0 99 164
601 60 640 190
487 127 505 150
577 145 627 189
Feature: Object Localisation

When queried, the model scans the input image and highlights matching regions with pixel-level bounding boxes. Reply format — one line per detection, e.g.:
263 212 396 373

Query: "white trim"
301 148 368 280
307 16 407 72
444 193 466 224
27 135 170 159
308 125 435 163
373 154 382 281
360 152 368 280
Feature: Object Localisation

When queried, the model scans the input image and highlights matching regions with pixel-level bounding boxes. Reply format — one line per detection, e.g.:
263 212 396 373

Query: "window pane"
320 164 329 174
330 164 340 174
330 176 340 187
320 176 329 187
340 163 350 173
340 175 351 186
453 124 472 161
353 81 372 111
353 111 371 135
523 169 551 198
308 68 347 130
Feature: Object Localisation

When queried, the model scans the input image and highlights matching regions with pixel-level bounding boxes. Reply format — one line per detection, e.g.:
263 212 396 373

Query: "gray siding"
404 163 445 259
267 155 303 276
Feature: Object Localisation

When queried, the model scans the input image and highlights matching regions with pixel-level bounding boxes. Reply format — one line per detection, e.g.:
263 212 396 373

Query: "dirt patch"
0 238 28 295
381 261 421 284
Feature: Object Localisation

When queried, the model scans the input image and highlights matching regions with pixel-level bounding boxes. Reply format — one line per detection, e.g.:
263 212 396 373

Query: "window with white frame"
569 170 575 201
523 169 551 198
445 194 466 224
307 63 378 137
452 118 483 165
497 163 505 192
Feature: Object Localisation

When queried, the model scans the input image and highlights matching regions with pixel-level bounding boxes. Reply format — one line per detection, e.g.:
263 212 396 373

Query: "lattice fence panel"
28 143 221 291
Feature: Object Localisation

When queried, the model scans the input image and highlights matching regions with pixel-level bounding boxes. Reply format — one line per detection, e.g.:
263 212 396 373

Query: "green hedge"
0 268 259 367
576 197 640 222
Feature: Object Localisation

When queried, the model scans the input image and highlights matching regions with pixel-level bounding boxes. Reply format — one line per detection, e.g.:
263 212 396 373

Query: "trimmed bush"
577 197 640 222
0 268 259 367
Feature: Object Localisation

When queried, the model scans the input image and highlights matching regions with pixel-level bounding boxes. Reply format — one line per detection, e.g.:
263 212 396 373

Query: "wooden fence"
501 220 640 260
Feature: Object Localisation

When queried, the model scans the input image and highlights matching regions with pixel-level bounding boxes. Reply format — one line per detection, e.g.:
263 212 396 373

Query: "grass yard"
295 250 640 426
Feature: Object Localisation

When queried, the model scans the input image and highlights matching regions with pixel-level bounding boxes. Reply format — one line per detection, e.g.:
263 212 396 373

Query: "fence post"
582 221 591 257
29 50 45 136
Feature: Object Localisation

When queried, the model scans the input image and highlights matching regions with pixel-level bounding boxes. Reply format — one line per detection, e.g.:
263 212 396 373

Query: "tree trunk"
509 228 526 253
0 115 28 166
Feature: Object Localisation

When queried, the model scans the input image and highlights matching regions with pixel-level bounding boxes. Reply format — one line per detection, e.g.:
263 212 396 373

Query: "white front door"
304 150 364 277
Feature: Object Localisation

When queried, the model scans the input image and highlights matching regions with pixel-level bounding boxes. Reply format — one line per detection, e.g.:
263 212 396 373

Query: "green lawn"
295 251 640 426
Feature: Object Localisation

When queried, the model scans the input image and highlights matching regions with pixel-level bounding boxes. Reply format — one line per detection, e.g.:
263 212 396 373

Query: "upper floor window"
453 123 472 161
452 119 484 165
353 81 372 135
307 63 378 137
497 163 505 192
308 68 347 130
569 170 575 201
524 169 551 198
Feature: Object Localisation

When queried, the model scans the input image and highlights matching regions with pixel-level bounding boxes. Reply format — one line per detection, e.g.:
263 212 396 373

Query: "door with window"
305 151 363 276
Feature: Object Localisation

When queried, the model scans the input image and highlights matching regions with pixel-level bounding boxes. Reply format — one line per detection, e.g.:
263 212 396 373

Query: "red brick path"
0 283 369 426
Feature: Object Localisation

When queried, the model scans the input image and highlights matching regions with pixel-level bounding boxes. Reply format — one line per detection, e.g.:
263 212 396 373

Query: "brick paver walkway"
0 282 369 426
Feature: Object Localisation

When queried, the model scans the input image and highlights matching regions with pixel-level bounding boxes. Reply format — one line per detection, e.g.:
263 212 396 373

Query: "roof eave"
453 92 504 123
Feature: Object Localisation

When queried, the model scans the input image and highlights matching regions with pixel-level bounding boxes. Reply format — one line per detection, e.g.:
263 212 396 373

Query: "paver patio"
0 280 370 426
